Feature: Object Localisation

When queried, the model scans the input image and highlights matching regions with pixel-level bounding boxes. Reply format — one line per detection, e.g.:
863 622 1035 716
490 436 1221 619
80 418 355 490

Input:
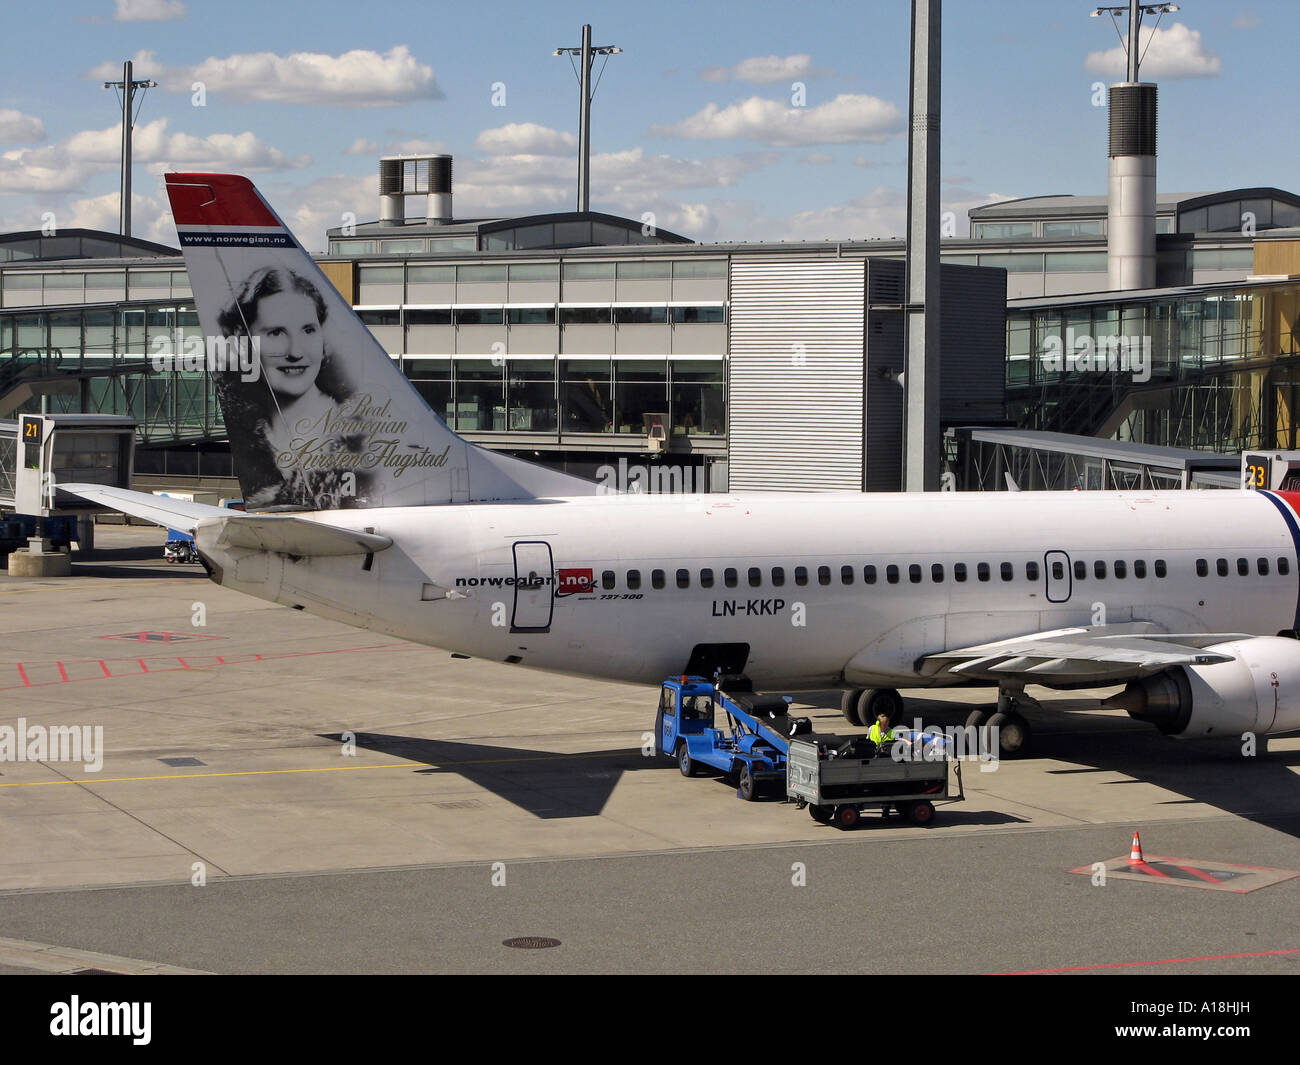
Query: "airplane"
63 172 1300 761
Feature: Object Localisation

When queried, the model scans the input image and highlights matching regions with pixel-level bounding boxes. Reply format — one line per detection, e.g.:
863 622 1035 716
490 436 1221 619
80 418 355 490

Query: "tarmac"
1 525 1298 975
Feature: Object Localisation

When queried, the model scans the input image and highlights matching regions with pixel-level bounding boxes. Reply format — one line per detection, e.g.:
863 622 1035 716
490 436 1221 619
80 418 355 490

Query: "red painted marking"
165 173 280 228
1129 860 1171 878
1163 860 1224 885
0 643 424 692
1273 489 1300 513
998 947 1300 974
15 664 30 687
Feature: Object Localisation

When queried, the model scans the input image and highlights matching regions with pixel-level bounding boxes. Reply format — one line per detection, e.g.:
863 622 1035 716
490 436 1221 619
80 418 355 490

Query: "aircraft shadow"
906 699 1300 842
320 731 662 820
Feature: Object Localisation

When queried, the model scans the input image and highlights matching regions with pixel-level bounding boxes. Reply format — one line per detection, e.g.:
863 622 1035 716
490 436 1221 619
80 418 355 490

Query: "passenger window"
700 568 714 589
818 566 831 586
1237 558 1249 577
1154 559 1167 578
1133 559 1146 578
1216 558 1229 577
977 562 990 582
1094 560 1106 579
954 563 967 582
932 563 944 583
724 568 738 588
627 569 641 590
886 565 900 584
864 565 877 585
1258 557 1270 576
1074 560 1087 580
1000 562 1013 582
1026 561 1039 581
1113 560 1126 579
794 566 808 586
771 567 785 587
675 569 689 589
1051 561 1064 580
602 570 615 590
1280 557 1291 576
1195 558 1207 577
748 567 762 587
908 564 922 584
652 569 665 590
840 565 854 585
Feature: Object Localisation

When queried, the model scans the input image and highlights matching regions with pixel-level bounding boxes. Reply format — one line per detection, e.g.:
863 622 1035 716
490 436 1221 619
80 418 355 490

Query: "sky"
0 0 1295 252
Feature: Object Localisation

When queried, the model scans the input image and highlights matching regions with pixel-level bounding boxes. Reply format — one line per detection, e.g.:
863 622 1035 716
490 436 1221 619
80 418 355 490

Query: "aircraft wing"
918 624 1249 685
61 483 392 558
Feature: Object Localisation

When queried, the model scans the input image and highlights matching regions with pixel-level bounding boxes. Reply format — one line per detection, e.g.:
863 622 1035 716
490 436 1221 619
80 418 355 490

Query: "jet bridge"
0 414 135 570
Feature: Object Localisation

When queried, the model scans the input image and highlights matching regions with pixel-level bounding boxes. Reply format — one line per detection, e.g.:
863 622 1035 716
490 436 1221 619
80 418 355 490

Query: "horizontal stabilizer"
196 515 390 557
61 483 391 557
61 483 229 532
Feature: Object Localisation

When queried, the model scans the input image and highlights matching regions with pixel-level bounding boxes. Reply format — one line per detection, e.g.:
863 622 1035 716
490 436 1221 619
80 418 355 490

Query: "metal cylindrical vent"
378 158 404 195
1108 83 1157 158
427 154 452 194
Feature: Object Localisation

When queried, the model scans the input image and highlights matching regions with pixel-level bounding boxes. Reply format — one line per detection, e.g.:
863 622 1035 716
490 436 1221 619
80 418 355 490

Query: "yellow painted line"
0 750 630 788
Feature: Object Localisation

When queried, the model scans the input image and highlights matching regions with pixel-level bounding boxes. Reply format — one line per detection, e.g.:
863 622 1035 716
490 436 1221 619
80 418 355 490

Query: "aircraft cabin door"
511 540 554 633
1044 549 1072 603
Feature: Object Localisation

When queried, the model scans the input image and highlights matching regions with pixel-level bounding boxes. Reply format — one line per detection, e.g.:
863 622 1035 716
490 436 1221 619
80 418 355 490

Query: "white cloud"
0 118 308 194
284 174 377 253
344 138 379 156
382 138 446 155
88 45 442 106
0 109 45 143
60 188 175 245
1085 22 1221 79
114 0 184 20
652 93 904 147
700 54 829 84
475 123 576 157
801 152 835 165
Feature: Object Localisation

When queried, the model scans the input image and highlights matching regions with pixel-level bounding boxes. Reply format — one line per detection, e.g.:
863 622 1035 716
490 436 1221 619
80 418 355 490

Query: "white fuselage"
203 489 1300 692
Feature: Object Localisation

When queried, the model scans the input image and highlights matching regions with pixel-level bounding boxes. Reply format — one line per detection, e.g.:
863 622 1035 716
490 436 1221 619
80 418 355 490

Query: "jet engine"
1106 637 1300 739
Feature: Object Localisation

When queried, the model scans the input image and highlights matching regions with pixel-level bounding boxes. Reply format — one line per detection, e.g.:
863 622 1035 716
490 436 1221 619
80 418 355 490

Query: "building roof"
0 229 178 262
970 187 1300 221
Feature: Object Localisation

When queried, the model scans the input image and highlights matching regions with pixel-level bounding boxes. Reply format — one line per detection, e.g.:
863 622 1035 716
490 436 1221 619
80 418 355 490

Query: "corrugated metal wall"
728 257 865 491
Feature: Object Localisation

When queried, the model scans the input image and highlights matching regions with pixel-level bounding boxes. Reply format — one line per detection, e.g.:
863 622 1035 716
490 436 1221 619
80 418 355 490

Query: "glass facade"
0 302 222 443
398 356 726 437
1007 281 1300 452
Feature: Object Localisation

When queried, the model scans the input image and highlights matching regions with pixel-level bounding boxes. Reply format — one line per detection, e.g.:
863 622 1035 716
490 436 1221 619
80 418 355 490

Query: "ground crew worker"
869 711 894 749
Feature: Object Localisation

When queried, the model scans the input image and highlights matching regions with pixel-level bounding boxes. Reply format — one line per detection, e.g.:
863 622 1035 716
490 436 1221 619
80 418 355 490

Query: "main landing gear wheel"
738 764 758 802
841 689 866 726
809 804 833 824
677 742 698 777
984 710 1032 760
965 708 989 731
835 805 860 830
859 688 905 729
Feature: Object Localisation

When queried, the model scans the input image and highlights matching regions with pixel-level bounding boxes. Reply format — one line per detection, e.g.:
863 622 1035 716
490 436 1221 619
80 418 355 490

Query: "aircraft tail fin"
162 172 597 510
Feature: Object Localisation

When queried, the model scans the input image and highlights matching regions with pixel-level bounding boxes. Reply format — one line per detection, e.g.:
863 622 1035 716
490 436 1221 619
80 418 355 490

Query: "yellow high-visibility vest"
869 722 894 745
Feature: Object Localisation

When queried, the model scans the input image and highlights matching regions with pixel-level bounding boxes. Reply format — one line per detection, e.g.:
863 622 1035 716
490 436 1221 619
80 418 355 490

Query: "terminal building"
2 150 1299 496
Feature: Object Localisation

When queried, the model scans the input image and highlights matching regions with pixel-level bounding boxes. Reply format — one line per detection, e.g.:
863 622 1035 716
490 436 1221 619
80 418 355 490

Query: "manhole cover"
502 937 561 950
159 757 206 767
66 968 120 975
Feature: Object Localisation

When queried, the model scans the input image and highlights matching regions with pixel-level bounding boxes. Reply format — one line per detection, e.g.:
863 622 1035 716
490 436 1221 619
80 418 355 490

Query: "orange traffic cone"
1128 831 1145 864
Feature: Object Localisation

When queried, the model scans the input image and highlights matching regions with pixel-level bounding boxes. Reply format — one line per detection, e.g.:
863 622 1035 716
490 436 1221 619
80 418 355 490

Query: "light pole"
553 25 621 212
1090 2 1180 81
102 60 156 237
